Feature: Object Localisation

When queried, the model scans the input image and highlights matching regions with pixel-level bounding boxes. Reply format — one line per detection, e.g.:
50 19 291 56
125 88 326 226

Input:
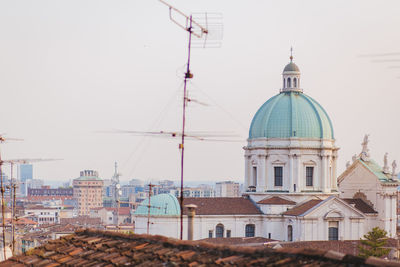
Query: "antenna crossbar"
158 0 208 38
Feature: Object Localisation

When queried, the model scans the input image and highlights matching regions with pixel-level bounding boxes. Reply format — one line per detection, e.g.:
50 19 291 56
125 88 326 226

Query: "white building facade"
133 57 398 241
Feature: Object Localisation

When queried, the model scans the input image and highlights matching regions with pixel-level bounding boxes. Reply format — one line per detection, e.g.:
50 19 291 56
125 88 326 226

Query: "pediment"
302 197 365 219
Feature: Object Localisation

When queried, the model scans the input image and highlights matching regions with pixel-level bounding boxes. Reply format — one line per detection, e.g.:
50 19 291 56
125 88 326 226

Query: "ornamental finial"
290 47 293 62
392 160 397 179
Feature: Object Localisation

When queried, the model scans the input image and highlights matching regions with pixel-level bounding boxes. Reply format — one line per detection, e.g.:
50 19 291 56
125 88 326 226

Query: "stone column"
288 154 293 192
244 155 250 189
326 155 332 192
257 154 266 192
295 155 301 192
266 155 273 191
332 155 338 190
321 154 326 192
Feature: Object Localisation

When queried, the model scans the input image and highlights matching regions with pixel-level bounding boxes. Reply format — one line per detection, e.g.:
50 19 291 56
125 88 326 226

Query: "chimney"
185 204 197 240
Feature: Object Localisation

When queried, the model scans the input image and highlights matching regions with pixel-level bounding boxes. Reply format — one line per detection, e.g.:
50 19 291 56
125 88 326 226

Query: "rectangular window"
245 224 255 237
226 230 231 238
328 221 339 240
208 230 213 238
274 167 283 186
306 167 314 186
252 166 257 186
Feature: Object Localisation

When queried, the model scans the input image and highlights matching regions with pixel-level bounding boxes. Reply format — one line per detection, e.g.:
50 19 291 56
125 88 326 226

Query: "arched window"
245 224 255 237
287 77 291 88
293 78 297 87
216 224 224 238
288 225 293 241
283 79 286 88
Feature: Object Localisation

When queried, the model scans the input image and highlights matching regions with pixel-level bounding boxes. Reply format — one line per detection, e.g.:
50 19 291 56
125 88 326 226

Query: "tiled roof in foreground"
1 229 398 266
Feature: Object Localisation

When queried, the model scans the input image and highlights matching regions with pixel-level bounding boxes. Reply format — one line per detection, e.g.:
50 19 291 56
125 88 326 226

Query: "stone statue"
362 134 369 151
360 134 370 161
392 160 397 179
346 161 351 169
383 152 390 174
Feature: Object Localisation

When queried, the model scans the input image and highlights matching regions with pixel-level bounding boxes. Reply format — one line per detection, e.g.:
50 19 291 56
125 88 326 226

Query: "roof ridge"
4 229 398 266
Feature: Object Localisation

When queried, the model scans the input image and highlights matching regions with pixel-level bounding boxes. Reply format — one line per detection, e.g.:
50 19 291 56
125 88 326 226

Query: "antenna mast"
158 0 222 241
5 157 61 256
147 183 155 235
0 135 23 260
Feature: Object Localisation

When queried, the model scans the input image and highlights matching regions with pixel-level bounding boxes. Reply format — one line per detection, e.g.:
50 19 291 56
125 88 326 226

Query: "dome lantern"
282 48 302 92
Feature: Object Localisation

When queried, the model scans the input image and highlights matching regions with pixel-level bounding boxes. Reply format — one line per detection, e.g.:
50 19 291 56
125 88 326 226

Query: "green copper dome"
134 193 180 216
283 62 300 72
249 91 334 139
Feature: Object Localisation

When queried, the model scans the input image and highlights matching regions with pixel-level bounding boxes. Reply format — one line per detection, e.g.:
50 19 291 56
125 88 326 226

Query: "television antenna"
158 0 223 240
106 130 240 142
0 135 23 259
5 158 61 256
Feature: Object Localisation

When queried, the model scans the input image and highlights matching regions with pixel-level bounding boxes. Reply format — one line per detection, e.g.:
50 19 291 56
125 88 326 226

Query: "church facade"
133 56 399 241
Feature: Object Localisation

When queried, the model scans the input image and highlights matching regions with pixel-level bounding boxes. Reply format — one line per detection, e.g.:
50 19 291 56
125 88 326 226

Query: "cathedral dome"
249 92 334 139
249 56 334 140
134 193 180 216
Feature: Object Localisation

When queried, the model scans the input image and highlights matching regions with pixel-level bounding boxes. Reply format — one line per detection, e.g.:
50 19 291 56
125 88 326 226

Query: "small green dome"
249 91 334 139
134 193 180 216
283 62 300 72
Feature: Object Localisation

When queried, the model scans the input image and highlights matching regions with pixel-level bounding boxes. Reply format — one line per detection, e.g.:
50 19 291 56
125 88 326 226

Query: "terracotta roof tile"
200 237 276 246
343 198 378 214
182 197 262 215
282 199 323 216
257 196 296 205
2 229 398 266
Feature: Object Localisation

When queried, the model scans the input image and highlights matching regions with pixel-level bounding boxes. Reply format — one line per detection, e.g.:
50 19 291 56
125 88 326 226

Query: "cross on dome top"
290 47 293 62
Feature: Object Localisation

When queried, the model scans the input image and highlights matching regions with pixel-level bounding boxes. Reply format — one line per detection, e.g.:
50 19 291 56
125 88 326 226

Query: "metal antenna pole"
10 163 15 256
0 158 5 259
116 198 120 230
179 16 193 241
146 183 154 235
159 0 221 240
12 183 16 256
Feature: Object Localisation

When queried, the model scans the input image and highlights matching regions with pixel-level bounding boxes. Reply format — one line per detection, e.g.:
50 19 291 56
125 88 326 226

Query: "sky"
0 0 399 185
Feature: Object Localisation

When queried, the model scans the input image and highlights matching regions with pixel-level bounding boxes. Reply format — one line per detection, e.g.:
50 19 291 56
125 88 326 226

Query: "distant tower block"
73 170 104 216
19 164 33 182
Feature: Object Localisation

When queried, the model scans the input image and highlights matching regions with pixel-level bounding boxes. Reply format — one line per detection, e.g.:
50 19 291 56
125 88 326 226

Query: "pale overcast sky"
0 0 399 184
